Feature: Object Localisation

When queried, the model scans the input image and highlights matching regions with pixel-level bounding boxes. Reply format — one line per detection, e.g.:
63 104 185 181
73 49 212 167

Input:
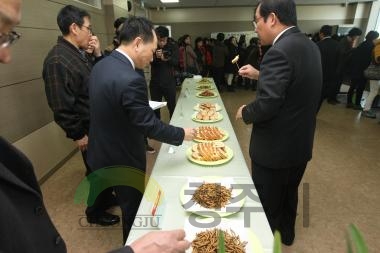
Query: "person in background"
236 0 322 247
87 16 195 243
362 38 380 119
336 27 362 104
316 25 340 111
182 34 199 74
225 36 239 92
212 32 229 91
194 36 206 76
347 30 379 110
42 5 119 227
104 16 126 55
150 26 179 119
0 1 190 253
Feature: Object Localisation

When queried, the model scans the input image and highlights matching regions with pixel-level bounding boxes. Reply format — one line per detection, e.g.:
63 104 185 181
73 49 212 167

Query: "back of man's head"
320 25 332 37
348 27 362 37
216 33 225 42
155 26 169 38
258 0 297 27
118 16 154 45
57 5 90 36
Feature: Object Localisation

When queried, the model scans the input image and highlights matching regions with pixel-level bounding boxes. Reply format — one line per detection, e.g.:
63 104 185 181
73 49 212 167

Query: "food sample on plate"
198 102 217 111
191 182 232 209
198 90 215 97
191 142 227 162
197 84 212 89
195 126 226 141
195 108 219 121
192 228 247 253
197 78 212 84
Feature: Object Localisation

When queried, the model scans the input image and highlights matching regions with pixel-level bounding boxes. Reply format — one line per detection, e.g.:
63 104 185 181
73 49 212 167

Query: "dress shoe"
87 212 120 226
362 110 376 119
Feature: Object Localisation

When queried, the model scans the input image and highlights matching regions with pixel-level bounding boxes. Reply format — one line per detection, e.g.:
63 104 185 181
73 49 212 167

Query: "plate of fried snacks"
192 110 223 123
193 102 221 112
194 126 228 142
180 177 244 217
184 218 264 253
197 78 213 84
196 90 218 98
196 84 214 90
187 142 233 166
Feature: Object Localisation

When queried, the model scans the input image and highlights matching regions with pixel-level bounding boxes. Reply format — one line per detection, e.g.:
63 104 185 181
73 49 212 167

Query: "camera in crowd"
156 48 172 59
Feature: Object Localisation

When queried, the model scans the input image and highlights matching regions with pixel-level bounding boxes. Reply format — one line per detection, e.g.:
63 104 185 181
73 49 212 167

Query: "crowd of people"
1 0 379 252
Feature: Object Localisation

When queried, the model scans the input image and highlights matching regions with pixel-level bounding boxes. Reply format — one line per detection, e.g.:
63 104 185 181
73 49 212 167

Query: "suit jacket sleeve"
121 76 185 145
242 47 291 124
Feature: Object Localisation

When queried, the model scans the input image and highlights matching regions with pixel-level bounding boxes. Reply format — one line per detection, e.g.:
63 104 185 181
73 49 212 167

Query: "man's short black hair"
155 26 169 38
257 0 297 27
114 17 127 29
320 25 332 37
57 5 90 36
216 33 225 41
365 30 379 41
348 27 362 37
119 16 154 44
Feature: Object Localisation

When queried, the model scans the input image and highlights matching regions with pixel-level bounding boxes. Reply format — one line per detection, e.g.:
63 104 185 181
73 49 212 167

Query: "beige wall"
0 0 122 181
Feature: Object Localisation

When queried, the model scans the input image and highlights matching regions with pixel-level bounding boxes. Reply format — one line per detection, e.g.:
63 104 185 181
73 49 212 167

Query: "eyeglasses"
81 25 93 35
252 16 264 30
0 30 21 48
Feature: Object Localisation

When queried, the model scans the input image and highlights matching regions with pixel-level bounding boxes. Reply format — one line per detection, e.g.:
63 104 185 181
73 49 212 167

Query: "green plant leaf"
273 231 282 253
217 229 225 253
348 224 368 253
346 230 354 253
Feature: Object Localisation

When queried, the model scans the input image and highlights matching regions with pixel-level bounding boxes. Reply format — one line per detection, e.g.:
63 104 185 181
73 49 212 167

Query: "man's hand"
238 64 259 80
76 135 88 152
183 128 195 141
236 105 246 120
130 229 190 253
88 35 102 57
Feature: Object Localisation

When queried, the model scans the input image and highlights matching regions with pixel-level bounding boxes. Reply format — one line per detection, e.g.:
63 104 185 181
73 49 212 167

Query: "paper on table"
149 101 167 110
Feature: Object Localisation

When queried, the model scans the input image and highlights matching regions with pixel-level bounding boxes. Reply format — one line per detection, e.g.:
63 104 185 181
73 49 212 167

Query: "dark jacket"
42 37 100 141
317 37 340 82
0 137 67 253
349 40 375 79
87 50 184 172
242 27 322 168
151 41 179 86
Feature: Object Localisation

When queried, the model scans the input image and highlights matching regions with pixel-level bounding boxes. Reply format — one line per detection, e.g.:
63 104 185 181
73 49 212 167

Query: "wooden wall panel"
0 79 53 142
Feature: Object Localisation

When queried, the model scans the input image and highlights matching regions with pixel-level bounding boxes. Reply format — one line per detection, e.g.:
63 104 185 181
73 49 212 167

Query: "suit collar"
111 50 135 69
274 26 299 44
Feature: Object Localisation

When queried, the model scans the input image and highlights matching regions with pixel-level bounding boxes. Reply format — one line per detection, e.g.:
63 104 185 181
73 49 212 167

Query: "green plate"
193 127 229 143
192 112 223 123
196 91 218 98
186 144 233 166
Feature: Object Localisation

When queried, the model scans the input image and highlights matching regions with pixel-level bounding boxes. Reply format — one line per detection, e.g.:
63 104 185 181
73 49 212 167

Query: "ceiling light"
160 0 179 3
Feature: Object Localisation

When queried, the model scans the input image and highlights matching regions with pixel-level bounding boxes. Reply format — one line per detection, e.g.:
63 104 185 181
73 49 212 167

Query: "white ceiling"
140 0 375 9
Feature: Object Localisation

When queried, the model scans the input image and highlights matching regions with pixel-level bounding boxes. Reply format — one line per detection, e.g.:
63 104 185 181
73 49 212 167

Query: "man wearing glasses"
42 5 119 227
236 0 322 248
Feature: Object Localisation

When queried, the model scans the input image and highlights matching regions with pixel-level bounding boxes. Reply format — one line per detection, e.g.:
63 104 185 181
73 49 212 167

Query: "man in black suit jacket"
0 3 190 252
317 25 340 110
87 17 194 243
236 0 322 246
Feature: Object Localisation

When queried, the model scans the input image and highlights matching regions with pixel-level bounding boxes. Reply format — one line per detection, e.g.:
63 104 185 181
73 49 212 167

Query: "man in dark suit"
236 0 322 247
87 16 194 243
0 2 190 252
317 25 340 110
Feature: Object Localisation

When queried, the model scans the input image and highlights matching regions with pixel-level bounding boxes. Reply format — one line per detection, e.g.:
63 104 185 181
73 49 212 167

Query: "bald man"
0 1 190 252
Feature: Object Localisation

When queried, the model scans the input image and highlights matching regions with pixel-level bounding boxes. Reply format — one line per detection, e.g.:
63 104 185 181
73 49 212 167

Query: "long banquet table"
126 77 274 253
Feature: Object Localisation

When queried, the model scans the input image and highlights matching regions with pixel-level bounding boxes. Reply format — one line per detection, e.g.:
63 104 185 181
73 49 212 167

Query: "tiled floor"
41 88 380 253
